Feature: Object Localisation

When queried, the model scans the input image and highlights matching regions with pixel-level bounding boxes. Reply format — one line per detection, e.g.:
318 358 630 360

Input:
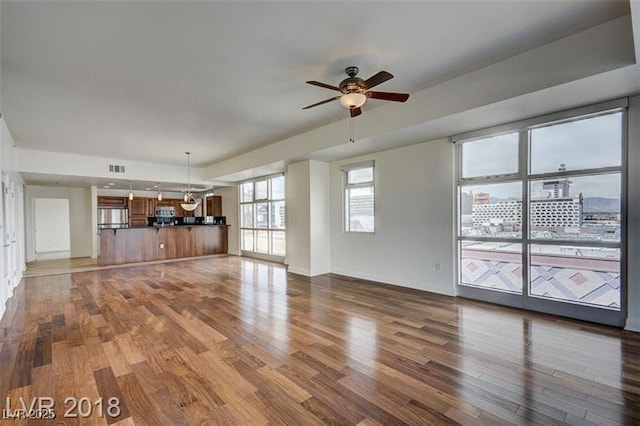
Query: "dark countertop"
99 224 230 233
150 224 231 227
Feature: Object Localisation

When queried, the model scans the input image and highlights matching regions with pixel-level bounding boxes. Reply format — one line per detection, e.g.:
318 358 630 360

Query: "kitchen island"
99 225 229 266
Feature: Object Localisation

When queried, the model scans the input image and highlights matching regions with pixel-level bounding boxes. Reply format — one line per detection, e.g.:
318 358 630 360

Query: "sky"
460 111 622 199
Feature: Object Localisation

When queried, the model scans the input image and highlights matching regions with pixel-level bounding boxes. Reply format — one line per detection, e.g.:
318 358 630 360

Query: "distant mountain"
582 197 619 213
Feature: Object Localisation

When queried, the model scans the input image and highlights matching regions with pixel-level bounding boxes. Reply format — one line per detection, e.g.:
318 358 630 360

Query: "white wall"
286 162 311 275
25 185 92 260
91 185 98 258
309 161 331 275
626 95 640 332
284 160 332 275
330 139 455 296
216 186 239 256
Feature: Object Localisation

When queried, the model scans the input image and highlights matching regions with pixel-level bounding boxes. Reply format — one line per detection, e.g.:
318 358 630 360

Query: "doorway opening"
34 198 71 260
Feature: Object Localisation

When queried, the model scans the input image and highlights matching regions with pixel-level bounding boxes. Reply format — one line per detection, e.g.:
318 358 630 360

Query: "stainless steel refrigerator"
98 208 129 229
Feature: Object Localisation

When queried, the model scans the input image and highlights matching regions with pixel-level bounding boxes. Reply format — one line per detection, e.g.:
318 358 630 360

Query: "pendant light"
128 181 134 201
180 152 200 212
157 183 163 201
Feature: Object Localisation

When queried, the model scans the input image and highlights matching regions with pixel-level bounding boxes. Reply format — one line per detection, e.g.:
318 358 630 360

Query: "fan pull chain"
349 116 355 143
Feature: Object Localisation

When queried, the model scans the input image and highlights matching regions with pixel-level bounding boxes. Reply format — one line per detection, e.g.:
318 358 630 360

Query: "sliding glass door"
455 100 626 327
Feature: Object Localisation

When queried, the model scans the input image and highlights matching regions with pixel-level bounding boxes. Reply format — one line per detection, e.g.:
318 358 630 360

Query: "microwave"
155 206 176 217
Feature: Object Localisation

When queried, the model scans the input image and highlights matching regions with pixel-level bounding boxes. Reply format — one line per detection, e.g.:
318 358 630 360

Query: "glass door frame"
454 99 628 327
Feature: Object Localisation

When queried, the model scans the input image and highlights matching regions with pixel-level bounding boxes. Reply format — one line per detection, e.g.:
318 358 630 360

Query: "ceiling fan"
303 66 409 117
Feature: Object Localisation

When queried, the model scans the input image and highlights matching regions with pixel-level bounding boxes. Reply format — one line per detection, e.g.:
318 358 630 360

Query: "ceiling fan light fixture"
339 92 366 109
304 67 408 117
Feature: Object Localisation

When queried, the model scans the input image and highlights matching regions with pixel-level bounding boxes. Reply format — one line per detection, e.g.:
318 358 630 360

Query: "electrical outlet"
160 243 165 249
435 261 442 271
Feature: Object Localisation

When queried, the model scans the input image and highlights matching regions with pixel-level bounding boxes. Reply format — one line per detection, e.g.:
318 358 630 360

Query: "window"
454 99 626 326
343 162 374 233
461 133 519 178
239 174 286 257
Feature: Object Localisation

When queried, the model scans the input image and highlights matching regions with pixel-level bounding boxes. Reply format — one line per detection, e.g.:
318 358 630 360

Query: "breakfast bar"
99 225 229 266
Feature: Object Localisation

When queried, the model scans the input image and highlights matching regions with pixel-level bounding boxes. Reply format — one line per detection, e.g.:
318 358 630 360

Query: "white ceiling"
2 0 632 175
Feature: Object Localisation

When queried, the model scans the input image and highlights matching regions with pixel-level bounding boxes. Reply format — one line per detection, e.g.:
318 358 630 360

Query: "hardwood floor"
1 256 639 425
24 257 101 277
24 255 227 278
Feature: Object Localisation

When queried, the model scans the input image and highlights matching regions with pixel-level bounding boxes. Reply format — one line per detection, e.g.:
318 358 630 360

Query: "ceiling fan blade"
366 91 409 102
302 96 340 110
364 71 393 89
306 81 340 91
350 107 362 118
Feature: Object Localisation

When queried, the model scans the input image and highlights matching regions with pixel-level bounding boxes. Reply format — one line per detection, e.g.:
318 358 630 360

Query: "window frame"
239 173 286 259
453 98 628 327
342 161 375 234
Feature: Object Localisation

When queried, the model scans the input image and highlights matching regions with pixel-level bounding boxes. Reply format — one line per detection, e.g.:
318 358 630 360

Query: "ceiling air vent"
109 164 126 173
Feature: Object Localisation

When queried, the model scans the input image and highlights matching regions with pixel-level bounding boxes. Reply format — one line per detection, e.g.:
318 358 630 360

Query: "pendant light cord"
349 116 355 144
186 151 192 200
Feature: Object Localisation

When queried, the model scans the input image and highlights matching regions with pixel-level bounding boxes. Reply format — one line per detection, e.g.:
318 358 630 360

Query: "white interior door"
34 198 71 259
0 175 6 297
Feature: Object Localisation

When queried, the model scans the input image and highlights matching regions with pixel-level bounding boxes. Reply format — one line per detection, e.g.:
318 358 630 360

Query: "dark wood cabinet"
147 198 157 216
99 195 209 226
129 198 150 227
156 199 174 207
130 217 148 228
173 200 184 217
206 195 222 216
97 196 127 207
129 198 148 216
128 198 162 225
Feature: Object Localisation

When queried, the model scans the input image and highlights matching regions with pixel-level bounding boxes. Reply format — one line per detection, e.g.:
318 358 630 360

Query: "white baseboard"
331 268 455 297
287 267 311 276
36 250 71 261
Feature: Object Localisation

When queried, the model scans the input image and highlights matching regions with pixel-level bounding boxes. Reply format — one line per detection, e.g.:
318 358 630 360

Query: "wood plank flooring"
24 257 101 277
1 256 639 425
24 255 227 278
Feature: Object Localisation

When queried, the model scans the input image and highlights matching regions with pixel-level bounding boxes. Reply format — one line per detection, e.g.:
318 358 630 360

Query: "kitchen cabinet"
206 195 222 216
147 198 157 216
156 199 174 207
129 198 155 227
130 198 158 215
97 196 127 208
129 217 148 228
102 195 206 226
129 198 149 216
